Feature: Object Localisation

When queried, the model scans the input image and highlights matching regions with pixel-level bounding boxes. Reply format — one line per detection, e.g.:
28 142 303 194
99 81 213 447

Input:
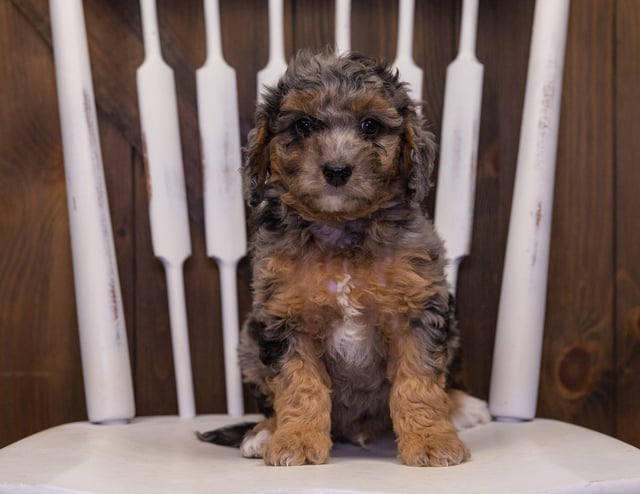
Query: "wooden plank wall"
0 0 638 449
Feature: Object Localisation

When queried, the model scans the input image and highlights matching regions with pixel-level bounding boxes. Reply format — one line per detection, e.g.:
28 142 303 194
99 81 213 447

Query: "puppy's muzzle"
322 163 353 187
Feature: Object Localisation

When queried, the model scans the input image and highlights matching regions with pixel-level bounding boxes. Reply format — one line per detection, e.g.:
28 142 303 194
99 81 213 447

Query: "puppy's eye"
360 118 381 138
294 117 313 137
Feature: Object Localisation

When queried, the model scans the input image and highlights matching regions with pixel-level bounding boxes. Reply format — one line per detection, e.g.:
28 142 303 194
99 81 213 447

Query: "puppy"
200 50 489 466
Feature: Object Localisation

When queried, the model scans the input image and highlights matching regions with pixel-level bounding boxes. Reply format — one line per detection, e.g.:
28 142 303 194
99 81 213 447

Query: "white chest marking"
327 274 373 368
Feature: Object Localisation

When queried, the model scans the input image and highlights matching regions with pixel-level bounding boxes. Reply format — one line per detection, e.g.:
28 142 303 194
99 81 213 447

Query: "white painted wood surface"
1 416 639 493
257 0 287 100
197 0 247 418
392 0 423 106
217 260 244 416
335 0 351 53
434 0 483 295
137 0 195 419
489 0 571 421
49 0 135 425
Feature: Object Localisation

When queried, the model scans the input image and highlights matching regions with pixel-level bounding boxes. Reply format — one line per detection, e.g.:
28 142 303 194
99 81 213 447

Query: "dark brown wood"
219 0 269 140
1 0 639 449
455 0 535 400
615 0 640 447
290 0 334 52
537 0 616 435
351 0 398 63
413 0 457 130
0 0 84 445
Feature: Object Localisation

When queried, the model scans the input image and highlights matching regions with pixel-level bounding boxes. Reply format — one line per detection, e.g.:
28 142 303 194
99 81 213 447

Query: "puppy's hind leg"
448 389 491 431
197 422 258 448
240 417 277 459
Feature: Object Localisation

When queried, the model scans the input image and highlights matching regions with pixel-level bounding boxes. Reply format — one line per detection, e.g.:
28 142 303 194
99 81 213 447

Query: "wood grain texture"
537 0 616 435
219 0 269 140
413 0 457 221
291 0 334 53
1 0 639 448
350 0 397 62
0 0 84 444
615 0 640 446
455 0 535 399
413 0 457 132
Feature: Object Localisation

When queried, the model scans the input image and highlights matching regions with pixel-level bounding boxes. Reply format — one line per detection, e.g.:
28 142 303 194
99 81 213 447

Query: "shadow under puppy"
199 50 489 466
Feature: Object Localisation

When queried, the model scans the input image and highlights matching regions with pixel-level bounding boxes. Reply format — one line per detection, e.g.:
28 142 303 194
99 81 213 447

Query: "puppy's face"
245 51 435 223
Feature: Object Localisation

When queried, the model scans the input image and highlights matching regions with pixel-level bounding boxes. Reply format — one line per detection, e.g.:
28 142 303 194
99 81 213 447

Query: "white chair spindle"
434 0 483 295
335 0 351 53
392 0 423 105
137 0 195 419
489 0 571 421
49 0 135 424
197 0 247 418
257 0 287 100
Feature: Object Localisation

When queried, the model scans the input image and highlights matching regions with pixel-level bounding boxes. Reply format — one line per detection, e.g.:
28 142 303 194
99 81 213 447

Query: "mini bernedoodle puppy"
199 50 490 467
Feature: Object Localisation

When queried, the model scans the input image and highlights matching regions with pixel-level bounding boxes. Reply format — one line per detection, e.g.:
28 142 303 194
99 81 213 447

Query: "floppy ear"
401 109 437 206
244 78 289 207
244 112 271 207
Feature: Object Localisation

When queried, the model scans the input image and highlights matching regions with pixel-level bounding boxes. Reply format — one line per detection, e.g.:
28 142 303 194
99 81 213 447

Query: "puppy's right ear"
244 112 271 207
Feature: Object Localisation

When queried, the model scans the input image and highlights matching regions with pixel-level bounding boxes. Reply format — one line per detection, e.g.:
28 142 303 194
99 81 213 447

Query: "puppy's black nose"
322 164 353 187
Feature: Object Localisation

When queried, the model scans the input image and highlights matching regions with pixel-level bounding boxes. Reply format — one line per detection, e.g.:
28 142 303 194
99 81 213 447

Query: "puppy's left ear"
400 109 437 206
244 112 271 207
244 82 287 207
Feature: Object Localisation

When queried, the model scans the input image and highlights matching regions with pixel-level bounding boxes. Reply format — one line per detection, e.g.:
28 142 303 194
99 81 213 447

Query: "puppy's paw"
398 431 470 467
240 429 272 459
449 389 492 431
264 430 332 466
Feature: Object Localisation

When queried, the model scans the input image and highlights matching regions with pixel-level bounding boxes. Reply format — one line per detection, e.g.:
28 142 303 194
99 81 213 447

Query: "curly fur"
200 50 490 466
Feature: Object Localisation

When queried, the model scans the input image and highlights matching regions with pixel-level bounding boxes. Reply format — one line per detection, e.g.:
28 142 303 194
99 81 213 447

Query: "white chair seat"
1 416 639 494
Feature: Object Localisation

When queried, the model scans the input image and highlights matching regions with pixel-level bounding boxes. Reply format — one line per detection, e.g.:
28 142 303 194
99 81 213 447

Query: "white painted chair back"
54 0 566 428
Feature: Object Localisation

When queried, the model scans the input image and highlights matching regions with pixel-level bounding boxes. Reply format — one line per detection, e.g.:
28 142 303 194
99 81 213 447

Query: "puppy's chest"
264 251 421 370
266 249 421 323
307 257 402 364
261 237 439 335
315 257 392 320
325 272 381 368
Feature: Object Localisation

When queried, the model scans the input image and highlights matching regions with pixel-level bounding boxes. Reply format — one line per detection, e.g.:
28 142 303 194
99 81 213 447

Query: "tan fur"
255 246 442 330
388 330 470 466
263 336 333 466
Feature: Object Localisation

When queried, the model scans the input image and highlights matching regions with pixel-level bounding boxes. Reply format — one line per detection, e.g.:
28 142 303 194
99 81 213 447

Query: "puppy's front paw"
264 430 332 466
398 431 470 467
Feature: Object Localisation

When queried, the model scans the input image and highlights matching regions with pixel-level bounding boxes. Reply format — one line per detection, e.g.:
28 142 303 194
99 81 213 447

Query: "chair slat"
335 0 351 53
434 0 483 294
137 0 195 419
49 0 135 424
490 0 571 421
198 0 247 417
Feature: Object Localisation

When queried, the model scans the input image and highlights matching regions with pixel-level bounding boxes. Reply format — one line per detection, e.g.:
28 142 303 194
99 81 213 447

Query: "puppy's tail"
196 422 257 448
